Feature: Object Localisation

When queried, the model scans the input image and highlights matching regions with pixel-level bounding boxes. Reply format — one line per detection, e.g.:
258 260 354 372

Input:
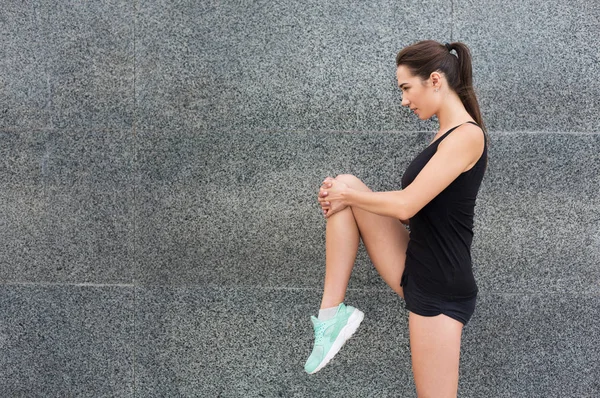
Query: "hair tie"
444 42 452 51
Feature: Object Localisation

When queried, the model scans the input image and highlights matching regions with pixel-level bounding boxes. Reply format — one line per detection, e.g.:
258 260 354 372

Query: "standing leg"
409 312 464 398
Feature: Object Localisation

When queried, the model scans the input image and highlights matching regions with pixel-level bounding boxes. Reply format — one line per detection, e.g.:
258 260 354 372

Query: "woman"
304 40 488 397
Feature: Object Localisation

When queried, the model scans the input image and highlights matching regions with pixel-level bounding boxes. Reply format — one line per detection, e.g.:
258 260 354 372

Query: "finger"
324 207 334 218
326 205 343 218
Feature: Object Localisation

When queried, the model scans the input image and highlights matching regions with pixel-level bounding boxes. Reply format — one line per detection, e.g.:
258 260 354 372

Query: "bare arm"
321 124 484 219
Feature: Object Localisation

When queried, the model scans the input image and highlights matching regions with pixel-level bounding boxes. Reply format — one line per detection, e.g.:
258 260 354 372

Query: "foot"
304 303 364 374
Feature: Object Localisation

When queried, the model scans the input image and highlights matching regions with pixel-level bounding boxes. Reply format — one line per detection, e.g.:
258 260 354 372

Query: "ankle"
318 304 342 321
320 296 344 309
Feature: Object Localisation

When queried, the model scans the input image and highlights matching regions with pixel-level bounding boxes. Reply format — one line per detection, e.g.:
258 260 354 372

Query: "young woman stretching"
304 40 488 398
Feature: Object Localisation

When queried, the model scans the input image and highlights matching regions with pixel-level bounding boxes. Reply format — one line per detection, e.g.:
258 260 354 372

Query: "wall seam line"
132 0 138 395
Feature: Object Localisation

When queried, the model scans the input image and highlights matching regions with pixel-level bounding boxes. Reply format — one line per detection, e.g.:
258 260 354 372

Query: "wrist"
342 187 354 207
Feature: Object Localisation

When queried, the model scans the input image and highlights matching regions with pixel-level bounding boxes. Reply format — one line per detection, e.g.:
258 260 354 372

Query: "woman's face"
396 65 440 120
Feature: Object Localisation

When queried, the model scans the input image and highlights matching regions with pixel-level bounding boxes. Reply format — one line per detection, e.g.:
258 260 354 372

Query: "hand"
318 177 349 218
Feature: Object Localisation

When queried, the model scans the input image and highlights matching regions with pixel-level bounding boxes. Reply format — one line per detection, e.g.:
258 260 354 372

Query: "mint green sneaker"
304 303 364 374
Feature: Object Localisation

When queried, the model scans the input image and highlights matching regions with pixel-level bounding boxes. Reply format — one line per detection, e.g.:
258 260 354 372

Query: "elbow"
397 207 415 222
391 191 415 221
393 188 425 220
396 196 418 220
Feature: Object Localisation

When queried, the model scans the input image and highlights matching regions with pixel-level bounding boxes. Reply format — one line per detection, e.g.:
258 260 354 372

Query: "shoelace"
314 322 326 345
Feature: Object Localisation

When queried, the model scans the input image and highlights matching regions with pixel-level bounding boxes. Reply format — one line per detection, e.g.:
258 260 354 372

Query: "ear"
429 71 442 88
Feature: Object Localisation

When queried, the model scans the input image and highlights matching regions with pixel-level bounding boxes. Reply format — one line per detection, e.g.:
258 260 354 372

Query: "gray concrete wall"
1 0 598 396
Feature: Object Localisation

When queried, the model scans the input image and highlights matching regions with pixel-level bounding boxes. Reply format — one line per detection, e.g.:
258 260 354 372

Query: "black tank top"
400 121 487 299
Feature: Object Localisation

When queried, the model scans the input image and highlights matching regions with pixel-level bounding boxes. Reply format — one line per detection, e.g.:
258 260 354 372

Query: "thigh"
409 312 464 398
334 174 410 297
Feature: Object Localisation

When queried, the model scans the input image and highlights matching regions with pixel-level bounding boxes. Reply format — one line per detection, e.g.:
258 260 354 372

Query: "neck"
436 91 473 131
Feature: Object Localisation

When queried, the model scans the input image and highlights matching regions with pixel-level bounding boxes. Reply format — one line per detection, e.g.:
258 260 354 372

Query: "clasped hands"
318 176 350 219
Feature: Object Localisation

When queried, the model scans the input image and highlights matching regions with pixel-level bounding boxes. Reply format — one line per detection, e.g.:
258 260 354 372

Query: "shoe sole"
308 309 364 374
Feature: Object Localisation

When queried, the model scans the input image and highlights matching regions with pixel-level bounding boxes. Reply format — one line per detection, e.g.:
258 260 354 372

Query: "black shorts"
401 273 477 326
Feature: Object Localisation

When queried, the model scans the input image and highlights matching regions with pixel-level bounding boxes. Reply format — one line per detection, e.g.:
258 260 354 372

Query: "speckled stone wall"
1 0 599 397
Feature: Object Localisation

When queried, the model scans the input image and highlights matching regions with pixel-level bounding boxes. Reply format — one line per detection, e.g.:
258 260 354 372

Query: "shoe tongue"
310 316 320 326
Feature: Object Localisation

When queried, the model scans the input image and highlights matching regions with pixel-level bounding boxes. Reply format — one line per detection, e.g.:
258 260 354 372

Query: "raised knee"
333 174 370 192
334 174 359 184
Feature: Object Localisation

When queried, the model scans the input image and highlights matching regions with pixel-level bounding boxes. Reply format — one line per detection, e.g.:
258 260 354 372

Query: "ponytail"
447 42 487 137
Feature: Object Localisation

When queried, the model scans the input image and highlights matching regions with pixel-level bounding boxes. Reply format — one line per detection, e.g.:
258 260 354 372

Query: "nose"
401 96 410 107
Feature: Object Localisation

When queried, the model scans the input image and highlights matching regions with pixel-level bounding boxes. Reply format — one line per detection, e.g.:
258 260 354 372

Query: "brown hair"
396 40 488 138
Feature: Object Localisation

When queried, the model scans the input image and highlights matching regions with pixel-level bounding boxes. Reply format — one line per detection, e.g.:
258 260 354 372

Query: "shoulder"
438 122 484 154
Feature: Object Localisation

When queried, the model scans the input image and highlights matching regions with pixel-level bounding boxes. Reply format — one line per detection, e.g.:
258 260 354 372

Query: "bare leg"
320 206 360 309
409 312 464 398
316 174 464 392
306 174 412 374
319 174 410 309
